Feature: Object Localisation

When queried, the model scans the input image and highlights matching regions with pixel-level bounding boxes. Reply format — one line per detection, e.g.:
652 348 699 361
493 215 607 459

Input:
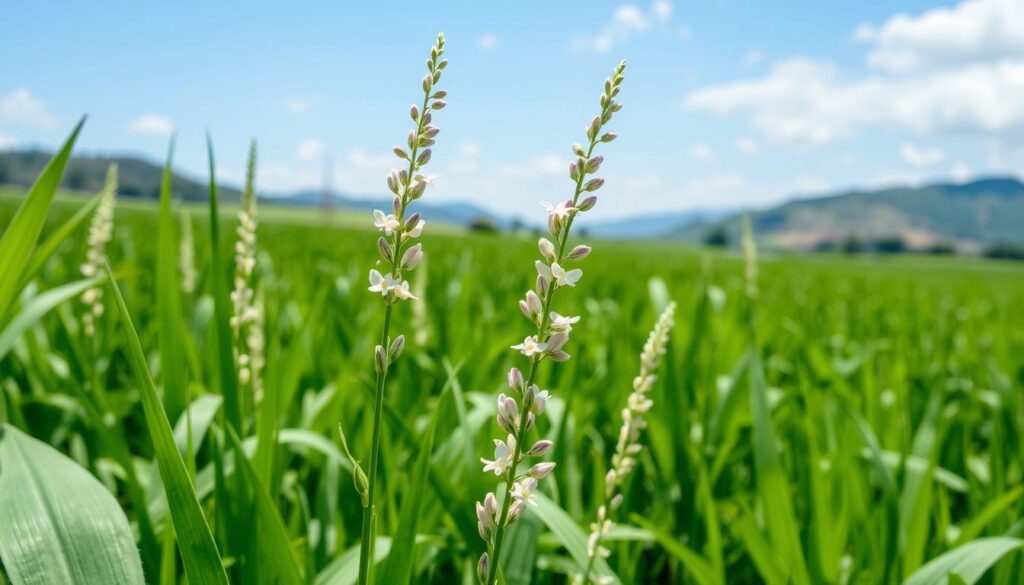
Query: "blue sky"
2 0 1023 220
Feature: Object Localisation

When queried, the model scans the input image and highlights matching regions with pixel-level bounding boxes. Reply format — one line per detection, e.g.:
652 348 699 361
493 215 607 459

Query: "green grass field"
2 177 1023 585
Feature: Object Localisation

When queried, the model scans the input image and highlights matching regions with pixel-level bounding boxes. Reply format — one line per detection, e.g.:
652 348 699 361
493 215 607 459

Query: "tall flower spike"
230 140 264 403
477 60 627 585
578 302 677 584
80 163 118 337
179 209 196 295
355 33 448 585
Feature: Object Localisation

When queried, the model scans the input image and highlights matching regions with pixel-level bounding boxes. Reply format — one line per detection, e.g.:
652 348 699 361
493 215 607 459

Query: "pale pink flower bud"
410 105 420 121
600 132 617 143
569 161 579 181
583 178 604 192
578 195 598 211
401 244 423 270
525 290 543 317
528 440 554 457
477 553 489 584
546 331 569 352
408 180 427 199
389 335 405 360
378 237 392 260
567 245 592 261
572 143 586 157
393 147 409 160
507 368 524 392
586 155 603 173
417 149 431 165
392 196 402 215
432 99 447 110
536 274 549 297
374 345 387 374
529 461 556 479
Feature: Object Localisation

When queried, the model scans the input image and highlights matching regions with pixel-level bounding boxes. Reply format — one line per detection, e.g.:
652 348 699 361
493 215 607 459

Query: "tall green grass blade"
19 187 104 289
205 135 241 432
531 492 617 582
632 515 719 585
316 538 392 585
747 347 811 585
903 537 1023 585
0 118 85 323
225 428 304 585
105 261 229 585
0 423 144 585
157 139 188 422
0 277 100 362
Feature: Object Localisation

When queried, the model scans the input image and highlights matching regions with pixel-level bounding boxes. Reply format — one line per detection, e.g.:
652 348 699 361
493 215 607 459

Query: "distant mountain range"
674 178 1024 250
2 149 1022 248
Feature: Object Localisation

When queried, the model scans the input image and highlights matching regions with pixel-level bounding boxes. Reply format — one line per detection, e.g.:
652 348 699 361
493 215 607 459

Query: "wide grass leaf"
0 118 84 323
531 492 617 582
903 537 1023 585
0 424 144 585
106 262 229 585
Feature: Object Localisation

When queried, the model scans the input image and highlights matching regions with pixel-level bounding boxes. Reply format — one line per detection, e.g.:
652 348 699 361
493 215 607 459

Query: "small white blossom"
407 218 426 238
511 335 547 356
373 209 401 235
368 269 418 300
541 200 575 222
550 312 580 333
550 262 582 287
510 478 538 508
481 434 516 475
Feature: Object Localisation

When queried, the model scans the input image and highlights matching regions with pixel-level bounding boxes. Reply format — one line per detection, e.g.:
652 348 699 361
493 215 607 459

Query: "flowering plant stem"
485 130 604 585
356 34 447 585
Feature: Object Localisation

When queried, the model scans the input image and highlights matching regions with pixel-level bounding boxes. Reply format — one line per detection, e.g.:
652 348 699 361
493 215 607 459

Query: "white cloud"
856 0 1024 73
127 114 174 137
900 142 944 167
497 154 564 180
685 58 1024 145
573 1 673 52
952 161 972 182
296 138 324 162
478 33 499 51
285 99 314 114
451 141 481 175
0 88 56 128
735 137 759 154
0 132 15 150
690 143 714 162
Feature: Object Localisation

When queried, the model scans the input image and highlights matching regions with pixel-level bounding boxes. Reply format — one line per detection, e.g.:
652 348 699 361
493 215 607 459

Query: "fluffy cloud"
686 58 1024 145
855 0 1024 73
735 137 759 154
690 143 714 162
285 99 314 114
296 138 324 162
900 143 944 167
573 1 674 52
127 114 174 136
0 88 56 128
478 33 499 51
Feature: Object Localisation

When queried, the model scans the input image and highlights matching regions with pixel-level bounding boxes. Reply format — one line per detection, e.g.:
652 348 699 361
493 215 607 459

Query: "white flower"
421 174 438 186
373 210 401 235
550 263 582 287
368 269 419 300
510 478 538 508
512 335 548 356
536 260 552 281
481 434 516 475
407 218 426 238
550 312 580 333
541 200 575 221
527 386 551 414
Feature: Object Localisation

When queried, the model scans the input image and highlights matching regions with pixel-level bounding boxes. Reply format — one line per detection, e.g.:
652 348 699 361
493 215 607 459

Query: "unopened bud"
600 132 617 143
586 155 604 173
529 440 554 457
393 147 409 160
410 105 420 121
536 273 549 297
569 161 579 181
529 461 556 479
578 195 598 211
378 237 392 260
567 245 591 261
583 178 605 192
572 143 586 157
393 197 402 215
401 243 423 270
389 335 406 361
417 149 431 165
374 345 387 374
538 238 556 262
477 553 489 585
407 130 417 150
507 367 524 392
432 100 447 110
408 180 427 199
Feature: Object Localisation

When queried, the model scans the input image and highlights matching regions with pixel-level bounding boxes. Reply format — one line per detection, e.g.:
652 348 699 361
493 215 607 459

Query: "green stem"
357 302 394 585
485 133 603 585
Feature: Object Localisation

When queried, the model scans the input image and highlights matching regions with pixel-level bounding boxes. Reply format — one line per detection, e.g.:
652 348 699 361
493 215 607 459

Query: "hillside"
0 149 500 226
674 178 1024 250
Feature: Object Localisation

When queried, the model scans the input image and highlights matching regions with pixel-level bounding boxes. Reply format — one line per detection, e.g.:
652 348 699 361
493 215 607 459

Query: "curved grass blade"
315 538 392 585
0 277 100 362
0 118 85 324
0 424 144 585
18 187 105 290
531 492 617 582
631 515 719 585
903 537 1023 585
105 261 229 585
225 428 304 585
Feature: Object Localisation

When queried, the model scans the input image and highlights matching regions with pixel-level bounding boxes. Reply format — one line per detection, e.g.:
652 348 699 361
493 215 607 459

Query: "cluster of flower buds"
80 164 118 336
477 61 627 585
579 302 676 584
368 32 445 313
179 209 196 294
230 142 264 397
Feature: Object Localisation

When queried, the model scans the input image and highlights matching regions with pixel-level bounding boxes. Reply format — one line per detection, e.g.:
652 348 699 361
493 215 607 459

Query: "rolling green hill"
676 178 1024 250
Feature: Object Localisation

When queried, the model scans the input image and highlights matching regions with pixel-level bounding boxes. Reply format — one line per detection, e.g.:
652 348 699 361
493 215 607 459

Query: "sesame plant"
475 60 626 585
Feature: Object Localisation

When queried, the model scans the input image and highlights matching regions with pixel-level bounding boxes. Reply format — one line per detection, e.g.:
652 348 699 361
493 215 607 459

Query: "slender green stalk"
354 33 448 585
479 60 627 585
